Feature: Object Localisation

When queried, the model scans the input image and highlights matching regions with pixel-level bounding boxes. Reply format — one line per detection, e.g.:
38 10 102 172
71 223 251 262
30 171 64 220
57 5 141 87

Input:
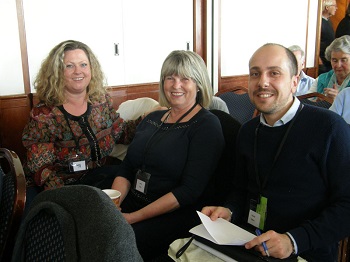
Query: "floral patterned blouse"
22 93 139 190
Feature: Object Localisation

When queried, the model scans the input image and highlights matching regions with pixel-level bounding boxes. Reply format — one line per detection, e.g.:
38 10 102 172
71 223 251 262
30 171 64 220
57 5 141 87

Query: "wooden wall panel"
0 95 30 161
219 66 317 92
330 0 348 31
220 75 249 91
0 85 160 163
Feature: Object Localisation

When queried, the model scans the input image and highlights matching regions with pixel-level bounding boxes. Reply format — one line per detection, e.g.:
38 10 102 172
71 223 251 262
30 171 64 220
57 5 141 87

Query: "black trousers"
121 191 201 261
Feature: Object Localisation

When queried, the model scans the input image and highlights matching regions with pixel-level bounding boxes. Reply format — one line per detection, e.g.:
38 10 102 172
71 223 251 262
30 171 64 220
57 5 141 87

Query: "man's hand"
201 206 232 221
245 230 294 259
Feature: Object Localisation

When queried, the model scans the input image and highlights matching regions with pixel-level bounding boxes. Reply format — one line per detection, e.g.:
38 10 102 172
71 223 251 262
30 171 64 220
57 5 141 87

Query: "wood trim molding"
220 75 249 90
194 0 207 63
16 0 30 94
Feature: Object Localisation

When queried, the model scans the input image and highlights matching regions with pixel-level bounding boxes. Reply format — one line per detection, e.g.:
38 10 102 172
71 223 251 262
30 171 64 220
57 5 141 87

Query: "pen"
255 228 270 257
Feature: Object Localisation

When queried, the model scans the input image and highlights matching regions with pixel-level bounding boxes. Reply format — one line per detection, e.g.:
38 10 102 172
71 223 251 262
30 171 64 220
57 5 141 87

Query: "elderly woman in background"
308 35 350 102
112 50 225 261
22 40 139 192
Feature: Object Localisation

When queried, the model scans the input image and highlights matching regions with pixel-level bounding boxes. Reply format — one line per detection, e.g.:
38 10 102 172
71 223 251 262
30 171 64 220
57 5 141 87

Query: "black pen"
175 236 194 258
255 228 270 257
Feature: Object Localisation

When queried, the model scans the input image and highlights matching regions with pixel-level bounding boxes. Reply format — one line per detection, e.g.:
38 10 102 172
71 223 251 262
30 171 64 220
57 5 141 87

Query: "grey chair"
0 148 26 261
11 185 142 262
215 86 259 124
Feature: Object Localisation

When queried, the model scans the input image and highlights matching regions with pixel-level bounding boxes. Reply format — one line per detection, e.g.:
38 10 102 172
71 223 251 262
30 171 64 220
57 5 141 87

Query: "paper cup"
102 189 121 206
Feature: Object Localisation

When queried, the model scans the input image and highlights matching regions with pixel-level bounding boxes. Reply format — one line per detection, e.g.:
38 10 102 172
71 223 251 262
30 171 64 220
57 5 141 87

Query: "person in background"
308 35 350 102
319 0 337 75
335 4 350 38
202 43 350 261
22 40 139 193
208 96 230 113
329 87 350 123
112 50 225 261
288 45 315 96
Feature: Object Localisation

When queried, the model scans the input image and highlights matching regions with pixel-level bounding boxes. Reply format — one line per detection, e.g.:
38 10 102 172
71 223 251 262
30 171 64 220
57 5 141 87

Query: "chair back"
215 86 258 124
297 92 332 109
0 148 26 261
203 110 241 206
24 209 66 261
12 185 142 262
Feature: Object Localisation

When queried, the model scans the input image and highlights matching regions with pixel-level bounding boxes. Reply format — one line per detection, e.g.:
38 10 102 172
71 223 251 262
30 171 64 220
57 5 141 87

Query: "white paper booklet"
190 211 256 245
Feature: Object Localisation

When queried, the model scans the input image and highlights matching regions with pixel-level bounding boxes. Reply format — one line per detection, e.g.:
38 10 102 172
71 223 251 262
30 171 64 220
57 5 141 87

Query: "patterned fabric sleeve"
22 105 64 189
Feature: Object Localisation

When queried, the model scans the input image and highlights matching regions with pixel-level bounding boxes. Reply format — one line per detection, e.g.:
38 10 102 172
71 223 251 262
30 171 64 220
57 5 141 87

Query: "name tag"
69 160 87 172
248 196 268 230
134 169 151 194
248 210 261 228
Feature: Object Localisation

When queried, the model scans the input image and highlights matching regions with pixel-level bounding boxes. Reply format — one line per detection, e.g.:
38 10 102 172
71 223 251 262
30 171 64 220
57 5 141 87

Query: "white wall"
0 0 24 95
219 0 317 77
0 0 319 95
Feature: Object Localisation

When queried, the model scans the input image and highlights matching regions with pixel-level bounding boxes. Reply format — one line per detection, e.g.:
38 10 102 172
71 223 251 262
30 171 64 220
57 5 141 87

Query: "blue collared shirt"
329 87 350 124
260 98 301 127
295 71 315 96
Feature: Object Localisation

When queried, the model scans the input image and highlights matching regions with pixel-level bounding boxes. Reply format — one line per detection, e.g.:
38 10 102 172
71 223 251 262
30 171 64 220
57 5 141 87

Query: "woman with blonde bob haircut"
112 50 225 260
158 50 213 109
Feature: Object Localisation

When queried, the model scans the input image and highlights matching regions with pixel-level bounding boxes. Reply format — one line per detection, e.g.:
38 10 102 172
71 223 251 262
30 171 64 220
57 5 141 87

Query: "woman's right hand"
324 85 338 102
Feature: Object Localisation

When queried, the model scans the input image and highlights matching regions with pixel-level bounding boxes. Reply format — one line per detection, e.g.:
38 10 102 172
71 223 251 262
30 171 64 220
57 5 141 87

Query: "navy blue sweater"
227 105 350 261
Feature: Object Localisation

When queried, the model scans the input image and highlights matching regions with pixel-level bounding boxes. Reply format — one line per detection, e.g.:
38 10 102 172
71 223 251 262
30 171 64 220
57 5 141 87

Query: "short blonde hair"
158 50 213 108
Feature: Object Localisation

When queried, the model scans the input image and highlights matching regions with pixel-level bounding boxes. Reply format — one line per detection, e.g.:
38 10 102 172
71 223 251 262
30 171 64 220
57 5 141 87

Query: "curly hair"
34 40 107 106
158 50 213 108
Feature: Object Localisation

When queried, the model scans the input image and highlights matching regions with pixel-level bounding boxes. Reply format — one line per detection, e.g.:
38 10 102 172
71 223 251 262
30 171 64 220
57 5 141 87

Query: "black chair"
215 86 259 124
297 92 333 109
11 185 143 262
0 148 26 261
205 110 242 206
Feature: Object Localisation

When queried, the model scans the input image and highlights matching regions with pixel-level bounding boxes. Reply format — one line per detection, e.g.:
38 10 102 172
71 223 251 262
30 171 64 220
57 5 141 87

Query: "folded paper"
190 211 255 245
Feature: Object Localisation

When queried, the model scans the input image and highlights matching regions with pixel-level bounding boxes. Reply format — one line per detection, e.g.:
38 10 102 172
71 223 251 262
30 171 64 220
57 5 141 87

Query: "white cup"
102 189 121 206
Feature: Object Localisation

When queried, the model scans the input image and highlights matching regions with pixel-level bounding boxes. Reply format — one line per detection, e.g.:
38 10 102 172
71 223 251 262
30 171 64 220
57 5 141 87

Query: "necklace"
165 103 198 124
164 111 171 123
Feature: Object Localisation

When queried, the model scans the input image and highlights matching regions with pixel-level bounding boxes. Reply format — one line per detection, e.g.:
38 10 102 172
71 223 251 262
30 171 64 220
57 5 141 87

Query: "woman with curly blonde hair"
23 40 139 194
35 40 106 106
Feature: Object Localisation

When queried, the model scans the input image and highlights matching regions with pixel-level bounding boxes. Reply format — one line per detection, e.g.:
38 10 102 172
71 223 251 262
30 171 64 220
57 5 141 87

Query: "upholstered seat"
12 185 142 262
215 86 259 124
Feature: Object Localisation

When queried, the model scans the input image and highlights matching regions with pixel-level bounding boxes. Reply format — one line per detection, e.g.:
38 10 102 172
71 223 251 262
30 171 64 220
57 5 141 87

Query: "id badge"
248 196 268 230
68 159 87 172
134 169 151 194
68 154 88 173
